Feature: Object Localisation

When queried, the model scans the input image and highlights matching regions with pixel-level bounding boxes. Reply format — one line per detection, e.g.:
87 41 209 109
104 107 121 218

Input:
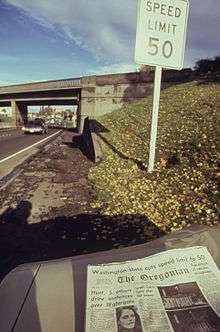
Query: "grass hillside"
89 81 219 233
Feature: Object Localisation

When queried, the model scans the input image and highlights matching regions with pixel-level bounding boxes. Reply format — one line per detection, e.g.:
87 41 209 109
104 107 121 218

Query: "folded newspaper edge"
87 246 206 268
85 246 220 332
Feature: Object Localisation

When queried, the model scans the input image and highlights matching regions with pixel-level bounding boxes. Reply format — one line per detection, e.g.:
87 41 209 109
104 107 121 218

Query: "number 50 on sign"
135 0 189 69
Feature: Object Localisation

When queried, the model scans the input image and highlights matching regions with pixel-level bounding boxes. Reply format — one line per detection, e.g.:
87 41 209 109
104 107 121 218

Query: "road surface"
0 128 61 161
0 128 62 183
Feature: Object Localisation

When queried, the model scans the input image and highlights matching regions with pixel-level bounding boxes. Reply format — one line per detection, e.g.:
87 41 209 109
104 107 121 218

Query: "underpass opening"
0 83 82 131
27 103 79 131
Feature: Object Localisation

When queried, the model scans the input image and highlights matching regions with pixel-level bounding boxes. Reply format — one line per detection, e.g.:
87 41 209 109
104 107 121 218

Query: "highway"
0 128 62 162
0 128 62 183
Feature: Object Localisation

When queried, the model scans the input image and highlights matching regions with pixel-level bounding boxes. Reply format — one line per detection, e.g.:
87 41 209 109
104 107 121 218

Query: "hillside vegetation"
89 81 219 233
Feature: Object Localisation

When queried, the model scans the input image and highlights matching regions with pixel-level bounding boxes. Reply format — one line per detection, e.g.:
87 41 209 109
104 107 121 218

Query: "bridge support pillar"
20 103 28 124
80 86 96 133
11 100 28 127
76 102 82 133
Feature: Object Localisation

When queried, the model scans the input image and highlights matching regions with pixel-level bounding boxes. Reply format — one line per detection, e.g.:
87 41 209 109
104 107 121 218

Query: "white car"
22 119 48 134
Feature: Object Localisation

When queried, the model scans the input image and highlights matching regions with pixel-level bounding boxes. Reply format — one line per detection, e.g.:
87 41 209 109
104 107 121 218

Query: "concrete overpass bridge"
0 69 192 132
0 77 81 129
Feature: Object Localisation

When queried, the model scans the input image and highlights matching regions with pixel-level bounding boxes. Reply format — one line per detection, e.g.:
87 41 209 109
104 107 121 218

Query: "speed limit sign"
135 0 189 70
134 0 189 172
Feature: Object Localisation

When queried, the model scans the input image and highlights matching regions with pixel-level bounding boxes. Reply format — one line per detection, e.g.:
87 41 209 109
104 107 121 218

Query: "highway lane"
0 128 63 185
0 128 22 143
0 128 62 161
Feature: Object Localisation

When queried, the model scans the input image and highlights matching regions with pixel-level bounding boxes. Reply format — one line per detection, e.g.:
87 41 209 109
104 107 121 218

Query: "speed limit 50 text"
145 1 184 61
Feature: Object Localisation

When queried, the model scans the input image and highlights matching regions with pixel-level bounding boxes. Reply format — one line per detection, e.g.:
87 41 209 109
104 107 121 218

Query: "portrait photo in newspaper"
158 282 220 332
116 305 143 332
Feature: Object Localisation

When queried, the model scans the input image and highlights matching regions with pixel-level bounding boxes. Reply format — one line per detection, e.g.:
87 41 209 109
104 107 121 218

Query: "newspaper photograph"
85 246 220 332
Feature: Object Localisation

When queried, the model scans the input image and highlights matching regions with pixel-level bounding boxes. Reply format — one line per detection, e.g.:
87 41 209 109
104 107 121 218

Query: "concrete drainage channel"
0 130 63 190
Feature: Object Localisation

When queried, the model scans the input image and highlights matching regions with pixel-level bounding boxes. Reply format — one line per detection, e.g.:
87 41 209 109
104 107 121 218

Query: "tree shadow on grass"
0 200 165 282
68 119 147 170
91 120 147 170
96 130 147 171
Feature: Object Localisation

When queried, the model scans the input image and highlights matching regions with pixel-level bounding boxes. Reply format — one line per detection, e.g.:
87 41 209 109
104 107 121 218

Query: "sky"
0 0 219 85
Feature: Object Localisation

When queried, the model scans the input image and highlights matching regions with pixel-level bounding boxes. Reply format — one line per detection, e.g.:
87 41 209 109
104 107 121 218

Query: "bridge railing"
0 78 81 94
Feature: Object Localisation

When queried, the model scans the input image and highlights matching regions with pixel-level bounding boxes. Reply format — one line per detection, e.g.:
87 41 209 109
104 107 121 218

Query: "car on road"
22 119 48 134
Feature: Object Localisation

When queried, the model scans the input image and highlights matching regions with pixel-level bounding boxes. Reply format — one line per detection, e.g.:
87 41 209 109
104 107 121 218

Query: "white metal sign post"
148 65 162 172
135 0 189 172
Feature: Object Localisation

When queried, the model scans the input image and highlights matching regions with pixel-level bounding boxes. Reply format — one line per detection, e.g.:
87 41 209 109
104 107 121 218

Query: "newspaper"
85 246 220 332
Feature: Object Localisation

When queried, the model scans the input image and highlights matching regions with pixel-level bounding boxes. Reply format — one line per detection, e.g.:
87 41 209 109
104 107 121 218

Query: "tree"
138 65 154 72
213 56 220 72
194 58 214 74
194 56 220 74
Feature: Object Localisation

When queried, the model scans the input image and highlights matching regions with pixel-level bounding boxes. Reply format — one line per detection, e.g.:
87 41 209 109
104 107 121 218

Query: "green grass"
89 81 220 232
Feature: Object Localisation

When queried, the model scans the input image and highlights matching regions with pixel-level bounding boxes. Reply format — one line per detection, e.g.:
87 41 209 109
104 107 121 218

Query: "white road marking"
0 134 12 137
0 130 62 164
